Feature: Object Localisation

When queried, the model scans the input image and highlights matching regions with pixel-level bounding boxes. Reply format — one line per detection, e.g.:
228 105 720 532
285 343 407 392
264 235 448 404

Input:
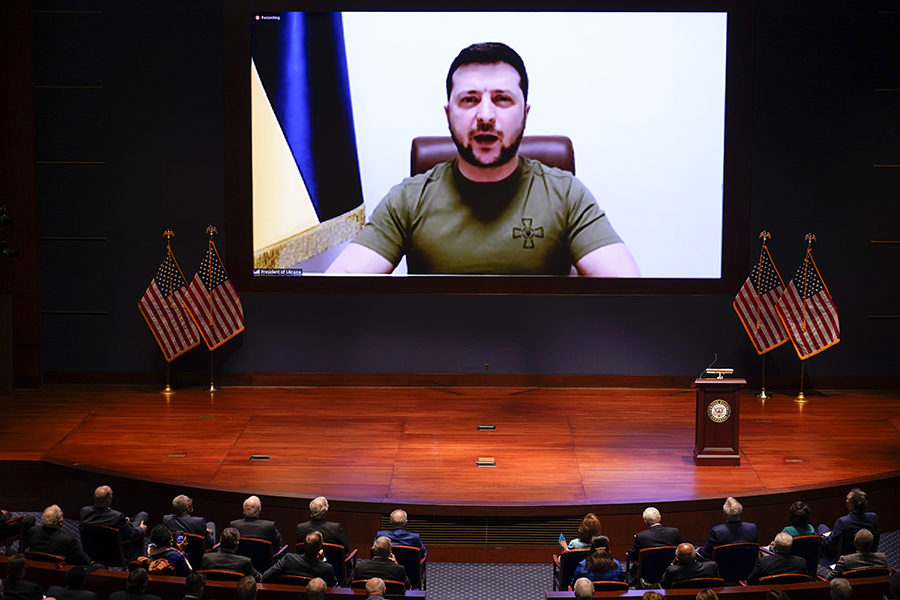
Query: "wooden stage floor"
2 385 899 506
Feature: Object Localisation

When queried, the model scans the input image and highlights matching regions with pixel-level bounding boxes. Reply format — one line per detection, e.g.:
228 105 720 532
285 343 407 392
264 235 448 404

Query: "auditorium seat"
671 576 726 589
78 523 130 569
552 548 590 591
626 545 678 587
234 536 287 572
710 542 759 584
298 541 356 587
389 544 426 590
1 516 24 555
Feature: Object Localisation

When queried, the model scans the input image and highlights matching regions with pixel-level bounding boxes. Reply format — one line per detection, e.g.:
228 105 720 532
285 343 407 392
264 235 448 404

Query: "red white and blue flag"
139 247 201 362
776 249 840 360
733 245 789 355
183 241 245 350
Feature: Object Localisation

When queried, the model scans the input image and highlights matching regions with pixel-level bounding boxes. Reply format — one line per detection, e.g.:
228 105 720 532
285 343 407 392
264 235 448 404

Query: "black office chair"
411 135 575 176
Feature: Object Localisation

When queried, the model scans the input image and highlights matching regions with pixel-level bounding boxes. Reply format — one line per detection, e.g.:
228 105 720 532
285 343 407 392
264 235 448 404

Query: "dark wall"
27 1 900 385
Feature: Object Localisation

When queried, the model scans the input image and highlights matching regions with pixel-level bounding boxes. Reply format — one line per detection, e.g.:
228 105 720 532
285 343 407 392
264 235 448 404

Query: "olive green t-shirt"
353 157 622 275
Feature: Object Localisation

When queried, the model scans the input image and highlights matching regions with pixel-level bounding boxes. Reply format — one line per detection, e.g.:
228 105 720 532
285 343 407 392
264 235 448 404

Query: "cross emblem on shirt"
512 218 544 249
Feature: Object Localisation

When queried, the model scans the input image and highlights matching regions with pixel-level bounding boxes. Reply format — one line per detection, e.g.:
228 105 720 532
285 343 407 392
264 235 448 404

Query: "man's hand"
138 520 147 533
388 552 398 564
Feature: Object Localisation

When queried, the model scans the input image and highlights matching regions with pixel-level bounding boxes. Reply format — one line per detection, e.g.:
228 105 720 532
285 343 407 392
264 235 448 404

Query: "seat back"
23 551 65 564
391 544 425 590
635 546 679 585
234 537 275 572
592 580 630 591
711 542 759 584
351 578 407 596
553 548 591 591
789 535 822 575
196 569 245 581
832 530 881 561
841 566 891 579
0 516 24 555
78 523 129 569
671 577 725 589
269 574 312 586
172 531 206 569
410 135 576 176
322 542 354 586
758 572 810 585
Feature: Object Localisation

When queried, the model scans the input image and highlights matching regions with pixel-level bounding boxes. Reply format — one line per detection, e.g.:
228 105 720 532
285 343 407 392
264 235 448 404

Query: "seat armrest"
274 544 288 559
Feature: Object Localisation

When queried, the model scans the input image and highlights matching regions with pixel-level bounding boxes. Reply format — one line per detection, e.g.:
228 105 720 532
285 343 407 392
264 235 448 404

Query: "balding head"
94 486 113 508
773 532 793 554
172 495 192 515
574 577 594 599
304 530 323 557
642 507 662 526
310 496 329 520
373 536 393 558
243 496 261 517
365 578 386 596
42 505 64 528
830 578 852 600
853 528 874 552
306 577 327 600
390 509 408 528
676 543 696 564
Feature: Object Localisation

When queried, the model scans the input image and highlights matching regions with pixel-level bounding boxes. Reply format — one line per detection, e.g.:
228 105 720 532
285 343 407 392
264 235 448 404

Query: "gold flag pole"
161 229 176 396
206 225 218 393
794 233 816 404
756 231 771 400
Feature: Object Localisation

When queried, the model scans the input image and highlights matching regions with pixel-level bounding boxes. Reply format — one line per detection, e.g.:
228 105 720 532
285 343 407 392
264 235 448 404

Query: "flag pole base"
207 384 218 393
793 391 808 403
160 385 175 395
756 388 769 399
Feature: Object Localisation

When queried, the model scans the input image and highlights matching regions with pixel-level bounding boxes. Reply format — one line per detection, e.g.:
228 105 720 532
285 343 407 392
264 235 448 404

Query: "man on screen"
326 42 639 277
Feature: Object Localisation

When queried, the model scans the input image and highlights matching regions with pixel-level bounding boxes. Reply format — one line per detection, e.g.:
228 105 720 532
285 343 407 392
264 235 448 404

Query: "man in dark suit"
229 496 284 549
261 531 336 587
827 529 888 579
627 506 681 581
199 527 261 580
375 509 425 559
163 495 217 549
701 497 757 558
354 537 411 589
0 510 35 542
746 532 808 584
182 572 206 600
109 568 160 600
47 566 98 600
819 487 880 558
297 496 350 555
24 505 93 566
79 485 148 562
660 544 720 589
1 554 42 600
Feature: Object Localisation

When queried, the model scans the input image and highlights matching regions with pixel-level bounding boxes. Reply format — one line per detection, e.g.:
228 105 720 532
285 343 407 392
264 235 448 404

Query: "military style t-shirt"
353 157 622 275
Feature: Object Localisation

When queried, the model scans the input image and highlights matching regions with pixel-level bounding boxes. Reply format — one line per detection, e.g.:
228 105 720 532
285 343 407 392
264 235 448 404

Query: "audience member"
827 529 888 579
1 554 42 600
627 506 682 577
23 505 92 566
571 535 624 587
764 589 790 600
888 571 900 600
235 576 257 600
79 486 148 562
819 488 879 558
701 497 757 558
561 513 602 551
109 568 160 600
696 589 718 600
182 572 205 600
199 527 261 581
376 508 426 559
297 496 350 554
354 536 411 589
0 511 36 542
746 533 807 585
660 544 719 589
783 502 815 537
147 524 191 576
830 578 852 600
573 577 594 600
163 495 217 549
365 577 386 600
47 566 98 600
229 496 284 549
305 577 327 600
642 593 664 600
261 531 336 587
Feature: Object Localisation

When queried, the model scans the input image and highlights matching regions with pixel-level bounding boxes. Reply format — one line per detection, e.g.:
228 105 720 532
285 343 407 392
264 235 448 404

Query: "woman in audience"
561 513 602 550
571 535 624 587
782 501 815 537
696 589 718 600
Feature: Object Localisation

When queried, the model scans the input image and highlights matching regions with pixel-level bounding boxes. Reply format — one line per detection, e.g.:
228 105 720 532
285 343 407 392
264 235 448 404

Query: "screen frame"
223 0 754 295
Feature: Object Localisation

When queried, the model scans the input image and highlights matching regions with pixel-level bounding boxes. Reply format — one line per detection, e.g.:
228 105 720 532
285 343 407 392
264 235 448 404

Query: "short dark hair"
304 530 323 557
6 554 27 578
236 575 257 600
149 524 172 547
185 572 206 596
126 568 149 594
66 566 87 590
847 488 867 512
788 501 811 527
446 42 528 101
221 527 240 550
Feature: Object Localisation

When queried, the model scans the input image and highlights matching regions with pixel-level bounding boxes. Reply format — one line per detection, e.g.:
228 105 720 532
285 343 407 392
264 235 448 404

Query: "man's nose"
476 98 495 123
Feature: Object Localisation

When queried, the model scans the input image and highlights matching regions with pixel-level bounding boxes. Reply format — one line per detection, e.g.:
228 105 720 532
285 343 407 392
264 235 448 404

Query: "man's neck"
457 154 519 182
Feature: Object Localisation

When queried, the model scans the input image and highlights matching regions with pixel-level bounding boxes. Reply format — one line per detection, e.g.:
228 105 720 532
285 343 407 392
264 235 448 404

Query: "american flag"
776 249 840 359
139 249 201 362
733 245 789 354
183 241 245 350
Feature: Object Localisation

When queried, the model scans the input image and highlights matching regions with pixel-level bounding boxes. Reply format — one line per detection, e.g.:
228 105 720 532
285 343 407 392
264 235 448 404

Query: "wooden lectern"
692 378 746 466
